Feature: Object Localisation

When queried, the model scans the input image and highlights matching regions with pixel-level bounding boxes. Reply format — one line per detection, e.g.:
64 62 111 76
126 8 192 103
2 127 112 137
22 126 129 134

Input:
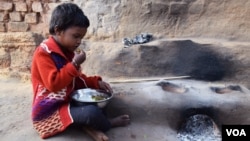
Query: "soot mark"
170 40 231 81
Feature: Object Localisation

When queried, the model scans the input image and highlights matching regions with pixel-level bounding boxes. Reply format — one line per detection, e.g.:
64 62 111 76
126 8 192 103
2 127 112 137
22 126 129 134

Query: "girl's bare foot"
110 114 130 127
83 127 109 141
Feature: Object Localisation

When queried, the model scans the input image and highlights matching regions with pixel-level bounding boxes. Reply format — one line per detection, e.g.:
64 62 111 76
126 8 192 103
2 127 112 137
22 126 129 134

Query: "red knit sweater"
31 36 101 139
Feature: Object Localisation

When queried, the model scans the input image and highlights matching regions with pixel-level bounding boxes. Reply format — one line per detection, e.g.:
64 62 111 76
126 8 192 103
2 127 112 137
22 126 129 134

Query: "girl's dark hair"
49 3 90 35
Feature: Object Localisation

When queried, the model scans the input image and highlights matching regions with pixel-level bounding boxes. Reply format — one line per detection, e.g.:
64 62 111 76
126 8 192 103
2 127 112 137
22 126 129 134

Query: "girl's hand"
72 49 86 66
98 81 113 93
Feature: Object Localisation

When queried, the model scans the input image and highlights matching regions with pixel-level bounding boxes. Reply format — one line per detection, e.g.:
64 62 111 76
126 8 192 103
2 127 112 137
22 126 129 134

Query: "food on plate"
91 95 107 101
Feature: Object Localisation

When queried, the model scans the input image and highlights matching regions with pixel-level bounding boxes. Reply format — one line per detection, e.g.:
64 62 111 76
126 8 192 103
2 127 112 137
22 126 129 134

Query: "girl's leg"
70 104 111 132
70 104 110 141
70 104 130 141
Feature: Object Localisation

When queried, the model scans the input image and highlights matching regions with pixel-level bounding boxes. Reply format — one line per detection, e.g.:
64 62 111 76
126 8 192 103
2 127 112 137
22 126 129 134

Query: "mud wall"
0 0 249 41
0 32 43 80
0 0 250 81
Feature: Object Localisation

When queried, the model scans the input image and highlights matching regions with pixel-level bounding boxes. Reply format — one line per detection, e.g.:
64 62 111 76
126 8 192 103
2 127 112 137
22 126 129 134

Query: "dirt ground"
1 74 250 141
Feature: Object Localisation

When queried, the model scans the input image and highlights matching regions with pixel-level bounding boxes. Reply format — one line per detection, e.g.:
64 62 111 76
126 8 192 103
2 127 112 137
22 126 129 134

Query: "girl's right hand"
72 49 86 66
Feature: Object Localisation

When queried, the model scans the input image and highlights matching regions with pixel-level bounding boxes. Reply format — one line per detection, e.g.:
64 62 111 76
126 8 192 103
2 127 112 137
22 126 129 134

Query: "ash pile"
177 114 221 141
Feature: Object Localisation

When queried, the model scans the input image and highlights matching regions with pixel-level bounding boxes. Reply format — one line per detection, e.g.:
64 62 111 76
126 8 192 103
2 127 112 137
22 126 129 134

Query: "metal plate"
71 88 113 103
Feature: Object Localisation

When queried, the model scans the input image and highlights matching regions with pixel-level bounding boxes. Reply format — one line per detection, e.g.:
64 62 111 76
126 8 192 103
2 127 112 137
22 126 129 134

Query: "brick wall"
0 0 72 36
0 0 72 81
0 0 250 42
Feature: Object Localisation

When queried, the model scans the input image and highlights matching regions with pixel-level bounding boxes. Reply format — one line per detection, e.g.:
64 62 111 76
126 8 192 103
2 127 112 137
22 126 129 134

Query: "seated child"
31 3 130 141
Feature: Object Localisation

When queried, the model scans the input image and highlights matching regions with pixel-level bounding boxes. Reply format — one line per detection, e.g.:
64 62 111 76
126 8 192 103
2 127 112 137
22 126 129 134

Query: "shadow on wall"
170 40 232 81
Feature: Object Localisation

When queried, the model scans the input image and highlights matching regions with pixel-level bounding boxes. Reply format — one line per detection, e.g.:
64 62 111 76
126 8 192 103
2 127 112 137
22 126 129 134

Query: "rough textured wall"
77 0 250 42
0 0 249 41
0 32 43 80
0 0 250 81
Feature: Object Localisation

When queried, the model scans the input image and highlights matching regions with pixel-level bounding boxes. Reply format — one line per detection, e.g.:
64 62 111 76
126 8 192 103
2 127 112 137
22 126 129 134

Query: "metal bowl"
71 88 113 108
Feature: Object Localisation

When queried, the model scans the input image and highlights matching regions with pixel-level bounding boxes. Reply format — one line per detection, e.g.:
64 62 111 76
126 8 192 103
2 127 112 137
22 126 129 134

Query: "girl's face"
54 26 87 52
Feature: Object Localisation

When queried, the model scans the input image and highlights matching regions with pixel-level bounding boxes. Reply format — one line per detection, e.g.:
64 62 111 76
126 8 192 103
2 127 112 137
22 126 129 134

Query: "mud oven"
107 78 250 141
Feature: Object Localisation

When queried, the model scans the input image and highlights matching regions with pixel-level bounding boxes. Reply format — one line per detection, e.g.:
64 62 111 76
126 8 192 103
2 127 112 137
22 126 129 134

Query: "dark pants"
70 103 111 132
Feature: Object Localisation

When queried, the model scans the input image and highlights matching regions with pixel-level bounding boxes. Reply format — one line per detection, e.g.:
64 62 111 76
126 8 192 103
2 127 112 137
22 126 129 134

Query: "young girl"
31 3 130 141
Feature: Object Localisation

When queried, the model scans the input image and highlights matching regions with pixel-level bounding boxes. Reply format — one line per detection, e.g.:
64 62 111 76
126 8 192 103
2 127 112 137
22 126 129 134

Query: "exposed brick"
32 2 43 12
9 12 22 22
0 13 4 22
25 13 37 24
0 2 13 11
15 2 28 12
169 2 187 15
48 3 59 11
8 22 28 32
0 12 9 22
0 23 5 32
